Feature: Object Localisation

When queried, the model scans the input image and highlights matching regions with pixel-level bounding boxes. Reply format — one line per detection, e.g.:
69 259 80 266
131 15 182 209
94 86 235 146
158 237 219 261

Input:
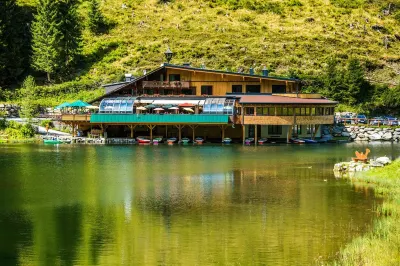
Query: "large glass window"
169 74 180 81
268 125 282 135
272 85 286 93
201 86 213 95
203 98 233 115
246 85 261 93
99 97 135 114
232 85 243 93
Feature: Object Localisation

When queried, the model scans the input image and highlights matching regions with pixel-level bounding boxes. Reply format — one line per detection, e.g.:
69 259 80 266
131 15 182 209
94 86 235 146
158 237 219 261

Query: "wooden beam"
242 125 245 144
255 124 257 146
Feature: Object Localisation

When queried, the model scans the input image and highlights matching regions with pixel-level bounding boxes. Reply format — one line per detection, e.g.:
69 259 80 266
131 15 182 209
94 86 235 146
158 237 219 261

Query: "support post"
255 124 258 146
178 125 182 142
192 125 195 141
242 125 245 144
287 125 293 143
165 125 168 138
129 125 137 138
72 123 76 137
221 125 225 142
313 124 320 140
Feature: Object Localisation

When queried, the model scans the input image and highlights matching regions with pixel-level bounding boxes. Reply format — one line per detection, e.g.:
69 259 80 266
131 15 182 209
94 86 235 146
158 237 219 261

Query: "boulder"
376 157 391 165
382 132 392 141
369 133 382 140
358 133 365 138
370 160 384 167
395 128 400 132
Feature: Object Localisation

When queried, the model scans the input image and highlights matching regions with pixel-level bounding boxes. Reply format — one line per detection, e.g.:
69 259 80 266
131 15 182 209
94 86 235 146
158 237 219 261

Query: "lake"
1 142 399 265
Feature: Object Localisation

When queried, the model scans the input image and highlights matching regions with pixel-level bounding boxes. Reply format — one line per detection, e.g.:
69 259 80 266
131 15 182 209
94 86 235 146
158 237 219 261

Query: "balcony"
142 81 190 89
61 114 91 122
243 115 334 125
90 114 230 124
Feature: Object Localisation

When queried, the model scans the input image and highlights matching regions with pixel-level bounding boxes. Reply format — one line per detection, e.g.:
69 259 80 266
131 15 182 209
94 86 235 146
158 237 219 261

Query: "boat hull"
44 140 63 144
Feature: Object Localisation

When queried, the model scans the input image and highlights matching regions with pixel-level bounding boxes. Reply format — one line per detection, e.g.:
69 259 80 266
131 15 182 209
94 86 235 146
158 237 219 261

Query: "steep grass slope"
17 0 400 93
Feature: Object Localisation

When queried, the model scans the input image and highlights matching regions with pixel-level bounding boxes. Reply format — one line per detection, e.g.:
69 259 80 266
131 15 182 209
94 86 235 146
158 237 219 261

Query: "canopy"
162 104 174 109
86 105 99 109
54 102 70 110
183 108 194 113
169 107 179 110
179 103 195 107
145 104 157 109
69 100 90 108
136 106 147 110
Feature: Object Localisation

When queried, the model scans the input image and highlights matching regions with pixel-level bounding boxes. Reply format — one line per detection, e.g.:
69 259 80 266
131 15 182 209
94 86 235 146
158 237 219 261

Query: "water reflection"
0 143 398 265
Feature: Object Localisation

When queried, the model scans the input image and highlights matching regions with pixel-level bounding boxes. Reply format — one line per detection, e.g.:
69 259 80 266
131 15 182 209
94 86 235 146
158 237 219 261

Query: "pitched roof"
238 95 337 104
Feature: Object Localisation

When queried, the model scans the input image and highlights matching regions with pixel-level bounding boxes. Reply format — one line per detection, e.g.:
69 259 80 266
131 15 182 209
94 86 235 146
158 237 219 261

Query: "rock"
358 133 365 138
342 132 351 137
375 128 382 132
376 157 391 165
382 132 392 141
370 160 384 167
395 128 400 132
368 133 382 140
355 165 364 172
350 133 357 139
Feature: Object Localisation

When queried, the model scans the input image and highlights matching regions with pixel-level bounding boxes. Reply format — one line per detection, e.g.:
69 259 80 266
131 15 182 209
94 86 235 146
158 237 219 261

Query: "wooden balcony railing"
61 114 91 122
142 81 190 89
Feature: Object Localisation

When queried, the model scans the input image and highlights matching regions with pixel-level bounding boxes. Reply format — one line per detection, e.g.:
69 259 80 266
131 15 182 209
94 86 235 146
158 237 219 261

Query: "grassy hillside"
12 0 400 105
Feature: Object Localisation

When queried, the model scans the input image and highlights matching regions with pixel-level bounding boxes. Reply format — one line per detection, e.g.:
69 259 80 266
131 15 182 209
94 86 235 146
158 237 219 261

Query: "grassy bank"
334 160 400 265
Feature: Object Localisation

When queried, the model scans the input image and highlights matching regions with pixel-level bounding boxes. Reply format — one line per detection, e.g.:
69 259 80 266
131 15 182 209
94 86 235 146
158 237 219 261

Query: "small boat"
44 139 63 144
257 138 268 144
301 138 318 144
245 138 254 144
137 138 151 144
167 137 177 144
180 137 190 144
153 137 163 144
222 137 232 144
290 138 305 144
195 137 204 144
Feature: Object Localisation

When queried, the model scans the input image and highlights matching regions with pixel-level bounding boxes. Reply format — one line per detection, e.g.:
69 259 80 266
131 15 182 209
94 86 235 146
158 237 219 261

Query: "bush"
20 123 36 138
330 0 364 9
40 119 54 128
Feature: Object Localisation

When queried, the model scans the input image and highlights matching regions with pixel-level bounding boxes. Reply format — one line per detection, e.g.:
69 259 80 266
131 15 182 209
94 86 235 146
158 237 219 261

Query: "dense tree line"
0 0 105 88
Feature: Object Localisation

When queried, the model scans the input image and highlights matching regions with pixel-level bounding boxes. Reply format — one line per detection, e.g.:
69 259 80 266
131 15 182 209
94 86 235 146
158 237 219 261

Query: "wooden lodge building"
62 63 337 143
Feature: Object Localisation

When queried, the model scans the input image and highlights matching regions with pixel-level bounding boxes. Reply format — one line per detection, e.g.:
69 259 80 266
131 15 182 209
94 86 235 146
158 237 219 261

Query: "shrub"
20 123 36 138
330 0 364 9
40 119 54 128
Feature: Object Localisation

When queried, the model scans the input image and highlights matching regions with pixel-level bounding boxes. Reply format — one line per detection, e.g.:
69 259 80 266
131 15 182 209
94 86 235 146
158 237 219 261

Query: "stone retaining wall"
332 125 400 142
333 157 392 178
0 104 20 118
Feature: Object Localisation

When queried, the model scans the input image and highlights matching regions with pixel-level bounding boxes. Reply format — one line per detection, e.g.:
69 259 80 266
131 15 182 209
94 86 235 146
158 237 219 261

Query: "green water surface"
1 142 399 265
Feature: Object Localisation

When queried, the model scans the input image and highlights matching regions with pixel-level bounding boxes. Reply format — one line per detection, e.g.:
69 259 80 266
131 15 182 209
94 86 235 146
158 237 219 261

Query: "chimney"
125 73 134 82
183 62 191 67
249 67 254 75
262 65 269 77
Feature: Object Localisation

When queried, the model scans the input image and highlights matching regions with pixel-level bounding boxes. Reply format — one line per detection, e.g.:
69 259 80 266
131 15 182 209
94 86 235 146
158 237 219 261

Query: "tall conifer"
87 0 106 34
31 0 61 82
58 0 81 71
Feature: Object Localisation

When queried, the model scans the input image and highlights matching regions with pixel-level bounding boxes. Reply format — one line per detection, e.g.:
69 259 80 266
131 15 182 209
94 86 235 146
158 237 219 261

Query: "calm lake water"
1 142 399 265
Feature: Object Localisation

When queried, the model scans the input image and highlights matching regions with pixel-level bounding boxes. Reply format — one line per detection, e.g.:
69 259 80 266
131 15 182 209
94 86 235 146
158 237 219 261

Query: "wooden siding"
243 115 333 125
166 69 296 96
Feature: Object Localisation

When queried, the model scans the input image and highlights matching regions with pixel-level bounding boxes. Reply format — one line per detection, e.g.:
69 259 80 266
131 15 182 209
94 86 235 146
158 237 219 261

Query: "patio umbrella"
183 108 194 113
136 106 147 110
179 103 195 107
69 100 90 108
54 102 70 110
145 104 157 109
168 107 179 110
154 108 164 111
86 105 99 109
162 104 174 109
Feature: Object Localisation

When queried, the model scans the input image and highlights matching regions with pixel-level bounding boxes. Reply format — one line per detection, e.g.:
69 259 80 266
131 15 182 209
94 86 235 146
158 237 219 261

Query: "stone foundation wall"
0 104 20 118
331 125 400 142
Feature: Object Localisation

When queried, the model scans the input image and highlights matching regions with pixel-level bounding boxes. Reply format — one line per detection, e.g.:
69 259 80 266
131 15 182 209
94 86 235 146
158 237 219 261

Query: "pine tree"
87 0 106 34
58 0 82 71
31 0 62 82
0 0 31 86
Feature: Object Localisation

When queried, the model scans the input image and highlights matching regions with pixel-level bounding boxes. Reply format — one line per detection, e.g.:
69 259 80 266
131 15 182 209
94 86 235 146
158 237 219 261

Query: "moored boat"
137 137 151 144
153 137 163 144
222 137 232 144
167 137 177 144
290 138 305 144
43 139 63 144
301 138 318 144
257 138 268 144
245 137 254 144
180 137 190 144
195 137 204 144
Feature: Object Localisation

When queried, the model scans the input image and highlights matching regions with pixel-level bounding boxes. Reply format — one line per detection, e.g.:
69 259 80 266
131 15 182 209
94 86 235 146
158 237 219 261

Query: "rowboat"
222 137 232 144
301 138 318 144
153 137 163 144
245 138 254 144
44 139 63 144
195 137 204 144
167 137 177 144
257 138 268 144
180 137 190 144
290 138 305 144
137 138 151 144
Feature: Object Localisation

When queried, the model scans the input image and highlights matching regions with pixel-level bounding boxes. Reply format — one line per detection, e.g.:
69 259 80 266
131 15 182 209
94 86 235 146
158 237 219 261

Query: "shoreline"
333 160 400 265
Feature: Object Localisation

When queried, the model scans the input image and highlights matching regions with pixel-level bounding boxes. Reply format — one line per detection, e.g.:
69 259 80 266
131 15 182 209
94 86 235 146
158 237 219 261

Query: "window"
292 125 302 135
268 125 282 135
232 85 243 93
169 74 180 81
201 85 213 95
246 85 261 93
245 107 254 115
272 85 286 93
268 107 275 116
256 107 263 116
